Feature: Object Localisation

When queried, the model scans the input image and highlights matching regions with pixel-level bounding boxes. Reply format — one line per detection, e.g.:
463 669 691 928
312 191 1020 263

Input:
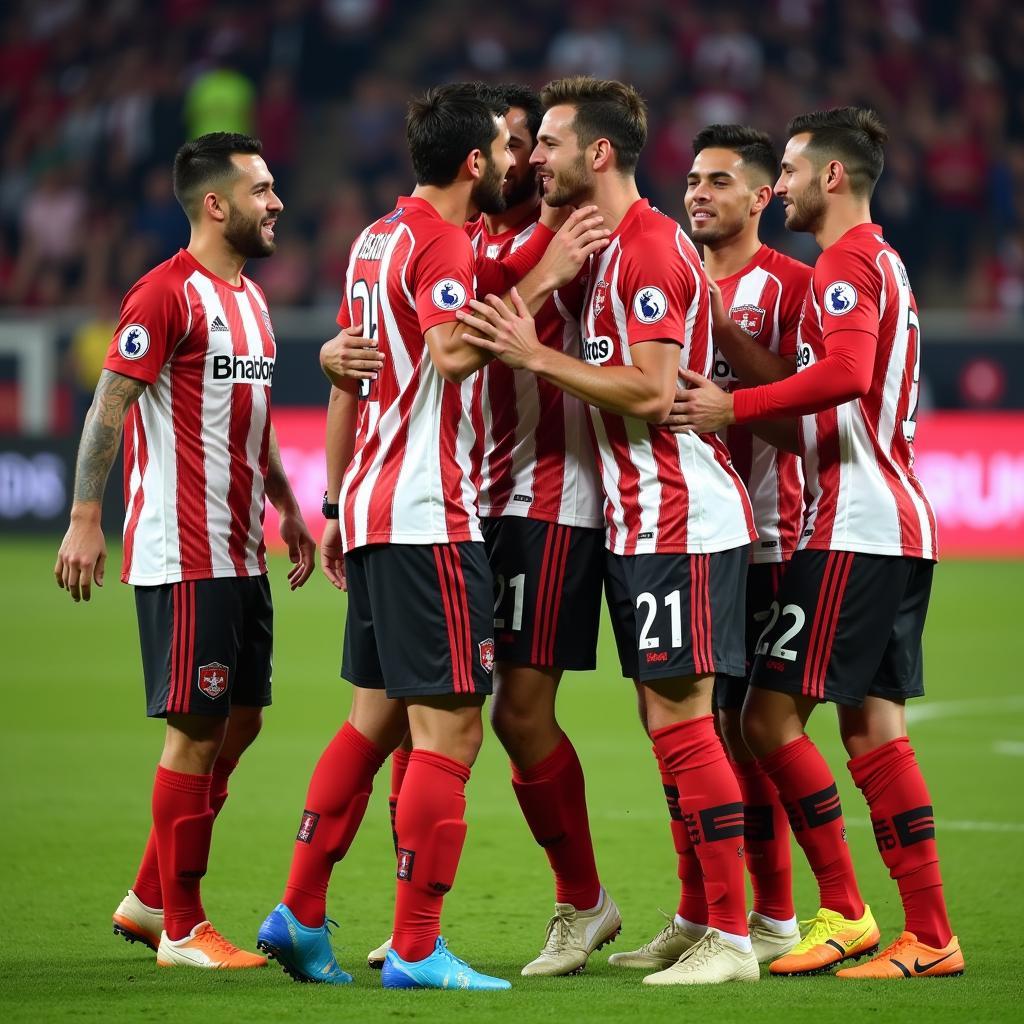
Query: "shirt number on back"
350 279 380 400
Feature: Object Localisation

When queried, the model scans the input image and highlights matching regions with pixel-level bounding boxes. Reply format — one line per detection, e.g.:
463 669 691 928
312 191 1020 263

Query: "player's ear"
203 191 228 223
752 184 773 215
824 159 844 193
466 147 484 181
591 137 613 172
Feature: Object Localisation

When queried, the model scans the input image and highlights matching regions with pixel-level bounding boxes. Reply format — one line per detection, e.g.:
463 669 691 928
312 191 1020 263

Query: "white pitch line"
906 696 1024 724
994 740 1024 757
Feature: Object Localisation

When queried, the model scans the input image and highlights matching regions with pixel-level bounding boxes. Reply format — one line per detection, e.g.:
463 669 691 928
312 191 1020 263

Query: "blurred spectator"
134 168 190 264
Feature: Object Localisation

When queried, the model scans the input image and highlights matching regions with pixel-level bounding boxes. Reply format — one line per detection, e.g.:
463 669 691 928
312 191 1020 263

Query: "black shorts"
715 561 788 710
749 549 933 707
342 542 495 699
604 546 748 682
135 575 273 719
480 516 604 671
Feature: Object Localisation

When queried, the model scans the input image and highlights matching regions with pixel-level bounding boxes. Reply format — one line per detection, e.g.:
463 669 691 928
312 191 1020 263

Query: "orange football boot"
769 905 880 976
156 921 268 969
836 931 963 979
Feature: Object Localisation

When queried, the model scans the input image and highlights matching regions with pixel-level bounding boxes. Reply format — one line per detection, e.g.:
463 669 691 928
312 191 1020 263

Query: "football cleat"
255 903 352 984
836 931 964 979
748 910 800 964
381 936 511 990
607 911 706 970
642 930 760 985
769 905 880 976
521 890 622 977
156 921 267 968
368 934 393 970
113 889 164 952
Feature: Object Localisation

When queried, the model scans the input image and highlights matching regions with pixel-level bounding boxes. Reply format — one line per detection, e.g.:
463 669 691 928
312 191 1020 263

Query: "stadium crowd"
1 0 1023 313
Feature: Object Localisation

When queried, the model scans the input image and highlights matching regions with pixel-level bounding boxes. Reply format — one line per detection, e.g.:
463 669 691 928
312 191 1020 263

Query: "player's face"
531 105 594 208
223 154 283 258
685 148 758 246
775 134 826 234
502 106 541 209
471 116 513 216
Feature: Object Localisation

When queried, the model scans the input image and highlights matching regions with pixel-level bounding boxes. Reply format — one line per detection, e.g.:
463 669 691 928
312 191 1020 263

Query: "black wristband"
322 491 340 519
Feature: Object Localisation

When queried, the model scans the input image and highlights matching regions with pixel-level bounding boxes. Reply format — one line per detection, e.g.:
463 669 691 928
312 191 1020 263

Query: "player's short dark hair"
540 76 647 173
481 83 543 143
406 83 505 187
173 132 263 222
692 124 779 184
786 107 888 197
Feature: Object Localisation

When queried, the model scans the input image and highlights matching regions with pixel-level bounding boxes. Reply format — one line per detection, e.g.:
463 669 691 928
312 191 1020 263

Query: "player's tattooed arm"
73 369 147 503
56 369 146 602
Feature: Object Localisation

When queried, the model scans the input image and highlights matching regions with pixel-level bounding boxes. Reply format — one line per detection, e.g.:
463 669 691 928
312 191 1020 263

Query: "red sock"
758 734 864 919
651 717 746 936
653 745 708 925
132 755 239 909
152 766 213 940
392 750 471 963
848 737 952 947
282 722 388 927
732 758 794 921
389 748 411 856
511 735 601 909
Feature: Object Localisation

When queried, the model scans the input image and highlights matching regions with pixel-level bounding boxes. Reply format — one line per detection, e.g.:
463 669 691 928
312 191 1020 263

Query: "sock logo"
699 801 746 842
893 805 935 847
795 782 843 829
296 810 320 844
743 804 775 842
662 783 683 822
397 847 415 881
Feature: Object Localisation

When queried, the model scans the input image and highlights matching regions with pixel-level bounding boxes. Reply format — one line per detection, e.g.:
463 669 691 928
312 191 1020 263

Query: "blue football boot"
381 936 511 990
256 903 352 984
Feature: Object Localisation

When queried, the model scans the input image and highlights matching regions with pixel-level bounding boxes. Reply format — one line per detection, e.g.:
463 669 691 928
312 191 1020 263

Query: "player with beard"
55 132 315 969
460 77 761 986
669 107 962 979
612 125 810 971
467 84 616 978
256 84 608 991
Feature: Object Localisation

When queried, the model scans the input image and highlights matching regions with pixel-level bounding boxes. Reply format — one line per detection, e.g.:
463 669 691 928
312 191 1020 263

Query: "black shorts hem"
497 655 598 672
623 661 746 683
343 669 386 689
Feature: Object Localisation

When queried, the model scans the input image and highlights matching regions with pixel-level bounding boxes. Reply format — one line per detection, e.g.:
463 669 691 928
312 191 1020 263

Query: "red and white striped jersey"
338 197 483 553
467 214 602 528
103 249 276 585
796 224 938 559
580 199 755 555
713 245 810 563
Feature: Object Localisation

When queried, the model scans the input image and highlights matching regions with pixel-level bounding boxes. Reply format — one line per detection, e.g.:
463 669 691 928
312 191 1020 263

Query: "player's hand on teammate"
54 512 107 602
320 519 346 591
537 205 610 289
664 367 736 434
459 288 542 369
278 509 316 590
320 325 384 388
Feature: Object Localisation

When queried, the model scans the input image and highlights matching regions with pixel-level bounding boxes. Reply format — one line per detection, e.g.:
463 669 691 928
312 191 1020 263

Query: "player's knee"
490 696 552 752
739 704 776 759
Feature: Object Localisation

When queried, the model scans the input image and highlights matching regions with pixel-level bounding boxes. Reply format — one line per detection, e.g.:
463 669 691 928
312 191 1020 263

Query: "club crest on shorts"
397 847 416 880
593 279 610 318
197 662 228 699
117 324 150 360
730 303 766 337
431 278 467 310
478 638 495 673
824 281 858 316
633 286 668 324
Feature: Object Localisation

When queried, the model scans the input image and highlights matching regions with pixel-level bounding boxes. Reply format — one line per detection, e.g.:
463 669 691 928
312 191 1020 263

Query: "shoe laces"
539 907 576 955
202 925 241 958
437 938 471 971
675 931 718 969
794 908 843 952
874 933 914 961
639 910 679 954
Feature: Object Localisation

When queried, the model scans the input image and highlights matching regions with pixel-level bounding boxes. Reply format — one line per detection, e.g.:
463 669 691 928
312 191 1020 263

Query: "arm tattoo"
73 370 147 503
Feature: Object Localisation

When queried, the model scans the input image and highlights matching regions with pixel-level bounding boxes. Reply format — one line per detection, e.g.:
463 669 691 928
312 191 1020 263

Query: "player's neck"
592 176 642 234
412 183 473 227
484 197 541 236
817 200 873 250
186 236 245 287
703 228 763 281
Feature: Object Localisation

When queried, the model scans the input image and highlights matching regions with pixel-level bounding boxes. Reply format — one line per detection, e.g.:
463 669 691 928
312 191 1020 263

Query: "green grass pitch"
1 539 1021 1021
